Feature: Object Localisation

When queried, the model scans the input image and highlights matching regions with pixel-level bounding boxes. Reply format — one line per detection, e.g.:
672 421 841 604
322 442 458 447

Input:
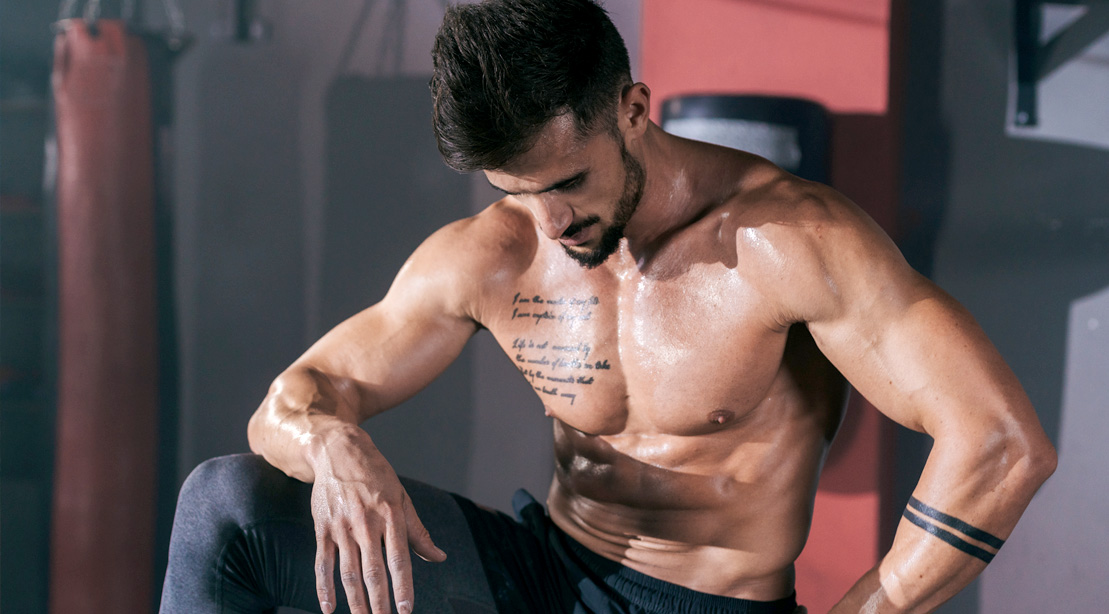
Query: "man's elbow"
246 410 266 455
1025 433 1058 486
1006 424 1058 496
246 382 281 456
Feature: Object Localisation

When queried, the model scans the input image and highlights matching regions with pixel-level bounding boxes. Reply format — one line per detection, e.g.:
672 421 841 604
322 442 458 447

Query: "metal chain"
162 0 186 40
58 0 79 21
57 0 185 37
82 0 101 24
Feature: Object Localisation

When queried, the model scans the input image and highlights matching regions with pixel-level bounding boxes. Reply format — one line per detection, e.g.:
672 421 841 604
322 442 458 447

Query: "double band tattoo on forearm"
902 497 1006 563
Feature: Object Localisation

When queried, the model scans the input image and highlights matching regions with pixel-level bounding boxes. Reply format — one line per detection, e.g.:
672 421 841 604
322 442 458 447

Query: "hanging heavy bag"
49 16 160 614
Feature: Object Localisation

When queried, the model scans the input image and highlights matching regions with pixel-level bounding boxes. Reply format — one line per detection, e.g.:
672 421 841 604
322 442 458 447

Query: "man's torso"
467 160 849 599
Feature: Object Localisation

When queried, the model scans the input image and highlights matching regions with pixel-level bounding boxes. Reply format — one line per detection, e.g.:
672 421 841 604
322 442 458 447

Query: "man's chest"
482 261 790 436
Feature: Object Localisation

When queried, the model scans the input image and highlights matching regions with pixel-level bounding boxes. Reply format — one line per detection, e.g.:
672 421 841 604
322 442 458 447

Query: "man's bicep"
807 268 1034 438
292 232 483 421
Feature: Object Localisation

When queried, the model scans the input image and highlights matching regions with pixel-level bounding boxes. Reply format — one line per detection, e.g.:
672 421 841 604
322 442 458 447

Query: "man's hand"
309 427 447 614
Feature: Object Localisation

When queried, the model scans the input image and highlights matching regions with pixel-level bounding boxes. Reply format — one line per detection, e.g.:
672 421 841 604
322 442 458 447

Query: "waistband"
513 489 798 614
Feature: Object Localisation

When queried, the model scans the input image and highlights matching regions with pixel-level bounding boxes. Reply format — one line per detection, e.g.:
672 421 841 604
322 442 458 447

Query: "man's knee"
175 454 310 528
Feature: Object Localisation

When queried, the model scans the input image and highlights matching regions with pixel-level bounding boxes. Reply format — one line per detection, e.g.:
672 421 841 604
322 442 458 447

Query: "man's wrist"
304 421 375 476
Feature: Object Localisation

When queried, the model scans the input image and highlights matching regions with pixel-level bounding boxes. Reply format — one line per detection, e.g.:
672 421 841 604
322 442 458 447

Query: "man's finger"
403 493 446 563
335 532 370 614
350 521 390 614
315 534 337 614
384 516 415 614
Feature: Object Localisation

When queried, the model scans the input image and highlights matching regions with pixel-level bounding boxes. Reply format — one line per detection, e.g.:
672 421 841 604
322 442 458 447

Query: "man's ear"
619 82 651 139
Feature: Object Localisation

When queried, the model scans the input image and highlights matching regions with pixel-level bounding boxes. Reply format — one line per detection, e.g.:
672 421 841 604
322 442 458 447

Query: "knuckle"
339 568 361 583
379 505 402 525
374 490 403 509
388 553 408 569
362 565 386 583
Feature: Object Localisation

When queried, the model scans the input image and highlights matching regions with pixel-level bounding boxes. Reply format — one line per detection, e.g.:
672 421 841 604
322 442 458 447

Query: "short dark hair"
430 0 632 172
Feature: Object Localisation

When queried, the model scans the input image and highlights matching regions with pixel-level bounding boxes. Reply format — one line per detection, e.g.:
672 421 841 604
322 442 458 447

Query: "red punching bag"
49 19 159 614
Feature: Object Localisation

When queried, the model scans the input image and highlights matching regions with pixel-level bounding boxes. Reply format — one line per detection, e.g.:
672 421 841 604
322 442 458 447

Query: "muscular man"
160 1 1056 612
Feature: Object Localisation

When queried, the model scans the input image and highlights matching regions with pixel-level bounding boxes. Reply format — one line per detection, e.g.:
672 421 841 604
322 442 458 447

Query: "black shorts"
454 489 798 614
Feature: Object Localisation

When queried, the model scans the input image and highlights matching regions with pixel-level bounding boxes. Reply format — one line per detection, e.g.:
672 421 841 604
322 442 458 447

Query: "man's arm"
247 217 496 614
773 191 1057 612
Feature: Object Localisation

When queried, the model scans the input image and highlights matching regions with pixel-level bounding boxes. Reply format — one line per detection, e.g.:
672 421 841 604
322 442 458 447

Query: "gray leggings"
158 454 498 613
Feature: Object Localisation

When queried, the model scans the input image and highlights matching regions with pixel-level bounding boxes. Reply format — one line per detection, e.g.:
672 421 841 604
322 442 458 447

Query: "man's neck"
620 123 717 263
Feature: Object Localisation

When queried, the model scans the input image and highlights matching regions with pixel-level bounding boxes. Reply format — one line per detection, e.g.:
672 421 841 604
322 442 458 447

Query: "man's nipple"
708 409 734 425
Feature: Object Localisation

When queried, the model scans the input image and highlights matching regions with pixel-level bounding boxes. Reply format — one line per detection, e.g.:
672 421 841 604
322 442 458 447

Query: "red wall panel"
643 0 891 117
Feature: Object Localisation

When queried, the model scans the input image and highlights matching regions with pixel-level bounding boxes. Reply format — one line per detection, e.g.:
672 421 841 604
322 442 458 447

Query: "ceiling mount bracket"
1015 0 1109 127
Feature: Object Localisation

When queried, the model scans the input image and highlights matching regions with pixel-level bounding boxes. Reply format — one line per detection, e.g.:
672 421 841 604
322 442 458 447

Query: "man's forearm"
829 534 987 613
247 365 370 483
829 432 1056 613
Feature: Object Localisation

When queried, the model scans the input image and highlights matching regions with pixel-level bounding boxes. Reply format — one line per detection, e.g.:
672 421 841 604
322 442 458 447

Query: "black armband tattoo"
902 497 1006 564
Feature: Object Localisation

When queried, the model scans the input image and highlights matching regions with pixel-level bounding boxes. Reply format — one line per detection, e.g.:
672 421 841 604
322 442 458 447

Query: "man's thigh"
398 477 500 613
161 455 500 614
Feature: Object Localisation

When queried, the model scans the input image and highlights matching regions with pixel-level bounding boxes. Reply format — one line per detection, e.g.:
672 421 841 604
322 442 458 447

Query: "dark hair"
430 0 632 172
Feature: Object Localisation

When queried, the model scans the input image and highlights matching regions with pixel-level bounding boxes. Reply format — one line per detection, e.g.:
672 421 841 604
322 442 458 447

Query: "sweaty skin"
248 85 1056 614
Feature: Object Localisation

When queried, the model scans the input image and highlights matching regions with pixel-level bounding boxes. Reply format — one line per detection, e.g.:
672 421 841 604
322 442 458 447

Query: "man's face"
484 115 646 269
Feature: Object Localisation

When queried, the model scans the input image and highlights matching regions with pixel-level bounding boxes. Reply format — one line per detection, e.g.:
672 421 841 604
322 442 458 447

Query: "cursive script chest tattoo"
505 291 615 407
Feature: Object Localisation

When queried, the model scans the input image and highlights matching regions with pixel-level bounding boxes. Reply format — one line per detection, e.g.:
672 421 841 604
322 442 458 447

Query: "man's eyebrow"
487 171 588 196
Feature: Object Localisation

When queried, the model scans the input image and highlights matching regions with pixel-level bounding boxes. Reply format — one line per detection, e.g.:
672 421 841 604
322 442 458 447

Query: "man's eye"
556 178 584 193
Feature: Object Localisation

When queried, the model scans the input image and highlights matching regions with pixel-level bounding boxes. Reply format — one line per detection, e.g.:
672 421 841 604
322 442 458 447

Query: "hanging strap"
335 0 379 79
375 0 406 75
334 0 454 79
162 0 187 44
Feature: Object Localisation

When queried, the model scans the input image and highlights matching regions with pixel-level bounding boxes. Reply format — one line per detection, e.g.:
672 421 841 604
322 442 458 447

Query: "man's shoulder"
716 167 903 322
391 199 539 325
723 167 870 252
420 198 539 273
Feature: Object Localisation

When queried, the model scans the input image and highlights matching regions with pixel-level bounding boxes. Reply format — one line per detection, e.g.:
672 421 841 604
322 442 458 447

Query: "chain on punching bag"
49 17 159 614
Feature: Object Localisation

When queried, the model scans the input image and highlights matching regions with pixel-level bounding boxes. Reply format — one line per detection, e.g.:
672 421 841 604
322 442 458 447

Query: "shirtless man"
159 1 1056 612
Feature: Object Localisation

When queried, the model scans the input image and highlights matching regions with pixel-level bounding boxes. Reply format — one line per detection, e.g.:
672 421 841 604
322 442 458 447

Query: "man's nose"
534 197 572 239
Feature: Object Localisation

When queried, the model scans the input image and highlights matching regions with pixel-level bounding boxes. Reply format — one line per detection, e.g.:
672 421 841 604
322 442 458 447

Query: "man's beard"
562 143 645 269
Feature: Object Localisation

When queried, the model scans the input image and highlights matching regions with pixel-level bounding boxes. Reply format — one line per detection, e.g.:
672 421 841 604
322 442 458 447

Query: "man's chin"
561 236 622 269
559 221 626 269
562 244 610 269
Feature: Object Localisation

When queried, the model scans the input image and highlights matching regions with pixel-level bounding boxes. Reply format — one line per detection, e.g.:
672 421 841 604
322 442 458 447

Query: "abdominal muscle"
544 406 828 601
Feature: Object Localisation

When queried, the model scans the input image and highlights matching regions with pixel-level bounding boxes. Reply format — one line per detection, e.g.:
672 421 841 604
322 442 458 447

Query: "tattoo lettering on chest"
509 291 611 406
